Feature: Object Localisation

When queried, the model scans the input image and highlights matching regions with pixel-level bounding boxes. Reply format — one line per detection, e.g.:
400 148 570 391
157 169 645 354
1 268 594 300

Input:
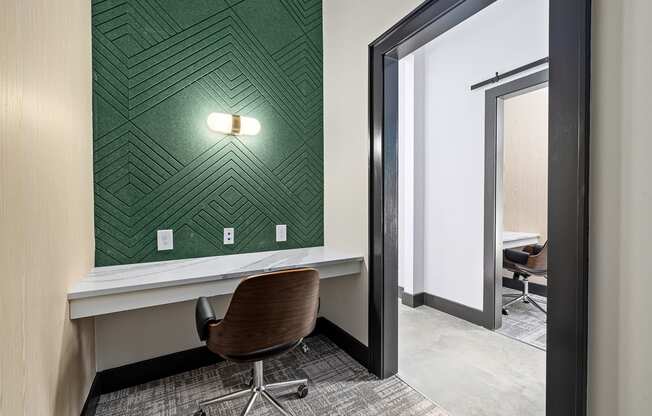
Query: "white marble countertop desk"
503 231 540 249
68 247 363 319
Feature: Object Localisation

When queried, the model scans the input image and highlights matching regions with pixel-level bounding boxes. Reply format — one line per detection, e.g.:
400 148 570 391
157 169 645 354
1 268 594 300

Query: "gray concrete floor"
398 303 546 416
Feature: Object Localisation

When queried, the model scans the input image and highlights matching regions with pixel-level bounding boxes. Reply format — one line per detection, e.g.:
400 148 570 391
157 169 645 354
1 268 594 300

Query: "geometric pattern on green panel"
92 0 323 266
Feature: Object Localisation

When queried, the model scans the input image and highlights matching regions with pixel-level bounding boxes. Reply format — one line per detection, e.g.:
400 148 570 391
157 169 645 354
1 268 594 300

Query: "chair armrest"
504 248 529 265
195 297 218 342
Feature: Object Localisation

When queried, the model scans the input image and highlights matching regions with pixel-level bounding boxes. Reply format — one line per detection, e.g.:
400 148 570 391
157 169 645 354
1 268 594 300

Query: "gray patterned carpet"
96 335 448 416
496 288 547 350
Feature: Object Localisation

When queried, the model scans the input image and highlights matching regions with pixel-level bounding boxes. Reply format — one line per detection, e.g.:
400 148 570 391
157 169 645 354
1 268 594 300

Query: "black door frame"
484 69 550 330
368 1 590 415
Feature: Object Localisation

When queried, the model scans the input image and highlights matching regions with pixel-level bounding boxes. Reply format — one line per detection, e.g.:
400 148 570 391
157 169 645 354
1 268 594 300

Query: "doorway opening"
487 71 549 349
394 3 549 412
369 0 590 415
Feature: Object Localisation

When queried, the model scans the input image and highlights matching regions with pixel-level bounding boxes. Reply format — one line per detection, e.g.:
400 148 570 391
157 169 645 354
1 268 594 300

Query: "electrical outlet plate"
157 229 173 251
276 224 287 242
223 228 234 245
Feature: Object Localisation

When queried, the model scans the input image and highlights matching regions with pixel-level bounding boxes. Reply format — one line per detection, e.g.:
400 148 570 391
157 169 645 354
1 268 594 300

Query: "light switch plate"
276 224 287 242
224 228 234 245
157 229 173 251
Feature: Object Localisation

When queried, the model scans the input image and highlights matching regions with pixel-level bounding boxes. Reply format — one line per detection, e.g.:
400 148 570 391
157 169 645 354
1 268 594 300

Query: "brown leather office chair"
194 268 320 416
503 241 548 315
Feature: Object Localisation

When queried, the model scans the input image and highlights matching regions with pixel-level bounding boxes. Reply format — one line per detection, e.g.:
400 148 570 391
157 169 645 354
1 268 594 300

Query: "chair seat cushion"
218 340 302 363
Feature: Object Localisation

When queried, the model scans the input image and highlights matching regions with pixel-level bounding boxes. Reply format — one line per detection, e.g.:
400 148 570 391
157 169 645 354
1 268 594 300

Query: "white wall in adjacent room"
399 52 427 296
398 0 548 309
398 55 415 293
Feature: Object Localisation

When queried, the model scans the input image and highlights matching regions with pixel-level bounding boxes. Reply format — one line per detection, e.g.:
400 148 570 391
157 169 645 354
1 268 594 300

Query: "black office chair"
503 242 547 315
194 268 320 416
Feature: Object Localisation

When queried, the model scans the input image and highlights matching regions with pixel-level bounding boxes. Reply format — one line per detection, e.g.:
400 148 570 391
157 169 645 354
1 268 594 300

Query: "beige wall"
503 87 549 242
322 0 423 344
94 296 231 371
589 0 652 415
0 0 96 415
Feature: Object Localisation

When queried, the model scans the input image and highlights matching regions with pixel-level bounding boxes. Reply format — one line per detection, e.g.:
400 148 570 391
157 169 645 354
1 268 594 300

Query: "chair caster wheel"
193 409 206 416
297 384 308 399
502 308 509 316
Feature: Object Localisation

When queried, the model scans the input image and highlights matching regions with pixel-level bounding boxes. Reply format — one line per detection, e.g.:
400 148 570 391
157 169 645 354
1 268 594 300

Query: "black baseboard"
402 283 547 328
100 345 224 395
314 317 369 368
79 317 368 415
399 288 486 327
502 277 548 297
402 292 425 308
80 375 101 416
398 286 425 308
423 292 487 327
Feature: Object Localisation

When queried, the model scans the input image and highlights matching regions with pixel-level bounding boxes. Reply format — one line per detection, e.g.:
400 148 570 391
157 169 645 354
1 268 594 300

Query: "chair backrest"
526 241 548 272
207 268 320 359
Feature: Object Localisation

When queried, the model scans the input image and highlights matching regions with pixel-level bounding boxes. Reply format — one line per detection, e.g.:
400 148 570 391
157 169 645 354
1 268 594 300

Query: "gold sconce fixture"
207 112 261 136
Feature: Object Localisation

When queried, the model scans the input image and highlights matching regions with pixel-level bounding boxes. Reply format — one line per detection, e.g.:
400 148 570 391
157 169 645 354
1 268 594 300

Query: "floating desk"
68 247 363 319
503 231 540 249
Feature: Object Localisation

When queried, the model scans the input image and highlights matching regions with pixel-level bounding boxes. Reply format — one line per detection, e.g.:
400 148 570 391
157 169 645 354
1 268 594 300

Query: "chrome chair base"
195 361 308 416
502 276 547 315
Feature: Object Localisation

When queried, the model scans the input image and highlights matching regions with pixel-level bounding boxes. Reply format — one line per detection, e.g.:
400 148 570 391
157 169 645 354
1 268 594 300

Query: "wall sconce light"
207 112 261 136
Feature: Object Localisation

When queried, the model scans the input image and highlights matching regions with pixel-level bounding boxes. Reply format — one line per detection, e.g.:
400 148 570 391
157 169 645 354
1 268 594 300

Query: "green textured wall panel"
92 0 323 266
